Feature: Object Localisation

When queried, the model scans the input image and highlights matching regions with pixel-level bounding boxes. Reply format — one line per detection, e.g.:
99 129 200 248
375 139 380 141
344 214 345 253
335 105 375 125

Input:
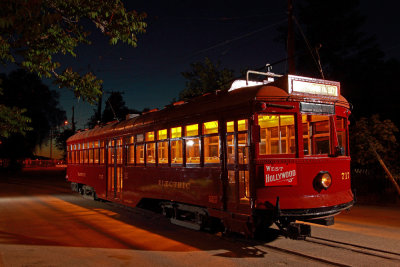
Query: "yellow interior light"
186 124 198 136
170 127 182 138
146 131 155 141
203 121 218 134
158 129 167 140
238 119 248 131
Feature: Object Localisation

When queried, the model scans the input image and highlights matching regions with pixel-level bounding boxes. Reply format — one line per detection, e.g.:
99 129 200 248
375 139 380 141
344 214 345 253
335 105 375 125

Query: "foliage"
350 115 399 180
55 128 75 159
179 57 234 101
0 0 147 105
87 91 140 127
0 69 65 159
285 0 400 125
0 100 32 138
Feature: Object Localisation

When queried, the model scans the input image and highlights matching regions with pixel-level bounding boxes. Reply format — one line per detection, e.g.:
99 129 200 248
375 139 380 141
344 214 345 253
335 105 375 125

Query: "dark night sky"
53 0 400 129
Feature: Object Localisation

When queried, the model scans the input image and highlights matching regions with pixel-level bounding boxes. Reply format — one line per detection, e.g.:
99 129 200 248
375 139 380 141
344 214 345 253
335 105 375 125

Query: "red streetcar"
66 71 353 238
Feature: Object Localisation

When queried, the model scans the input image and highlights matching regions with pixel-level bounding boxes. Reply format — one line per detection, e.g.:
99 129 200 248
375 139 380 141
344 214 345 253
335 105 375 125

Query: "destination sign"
288 75 340 97
264 163 297 187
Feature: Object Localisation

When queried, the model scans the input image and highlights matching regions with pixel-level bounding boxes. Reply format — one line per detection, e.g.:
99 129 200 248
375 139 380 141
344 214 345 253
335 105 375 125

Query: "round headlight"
314 171 332 191
320 172 332 189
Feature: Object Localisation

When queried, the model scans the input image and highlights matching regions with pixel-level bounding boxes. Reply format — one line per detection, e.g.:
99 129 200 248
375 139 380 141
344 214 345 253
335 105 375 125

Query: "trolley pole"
288 0 296 74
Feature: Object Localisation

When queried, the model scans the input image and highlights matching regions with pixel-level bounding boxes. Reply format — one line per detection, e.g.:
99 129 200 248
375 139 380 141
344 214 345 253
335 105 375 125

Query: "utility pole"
71 106 76 133
288 0 296 74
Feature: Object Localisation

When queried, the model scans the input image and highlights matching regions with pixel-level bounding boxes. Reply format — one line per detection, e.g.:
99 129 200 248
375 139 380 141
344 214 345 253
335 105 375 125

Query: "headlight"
314 171 332 191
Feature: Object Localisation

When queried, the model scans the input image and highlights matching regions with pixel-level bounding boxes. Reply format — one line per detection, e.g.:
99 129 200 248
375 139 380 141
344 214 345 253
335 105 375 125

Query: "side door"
225 119 250 213
106 138 123 200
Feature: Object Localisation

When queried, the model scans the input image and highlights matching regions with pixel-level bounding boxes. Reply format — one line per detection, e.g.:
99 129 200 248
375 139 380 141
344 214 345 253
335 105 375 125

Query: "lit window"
171 127 182 138
136 144 144 163
203 121 218 134
186 139 200 163
204 136 219 163
146 131 155 142
127 145 135 164
158 129 167 140
302 115 331 155
94 148 99 164
185 124 198 136
238 133 248 164
226 121 234 133
258 114 296 155
226 135 235 164
238 119 248 131
89 149 93 164
158 141 168 164
171 140 183 164
146 143 155 163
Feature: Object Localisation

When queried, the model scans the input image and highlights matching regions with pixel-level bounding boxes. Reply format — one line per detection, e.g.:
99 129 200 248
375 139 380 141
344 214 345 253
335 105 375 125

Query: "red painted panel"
256 157 353 210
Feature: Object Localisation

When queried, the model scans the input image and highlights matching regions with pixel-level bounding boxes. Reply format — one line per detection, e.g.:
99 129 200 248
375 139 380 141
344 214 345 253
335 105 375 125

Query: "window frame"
256 113 298 158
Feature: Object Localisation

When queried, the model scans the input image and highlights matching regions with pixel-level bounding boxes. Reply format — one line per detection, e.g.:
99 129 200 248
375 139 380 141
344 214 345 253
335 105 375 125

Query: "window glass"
238 133 248 164
146 131 155 142
185 124 198 136
108 146 113 164
238 119 248 131
137 134 144 143
84 150 88 164
127 145 135 164
226 135 235 164
158 129 167 140
203 121 218 134
136 144 144 163
336 117 347 154
94 149 99 164
89 149 93 164
116 145 123 164
186 138 200 163
171 127 182 138
302 115 331 155
158 141 169 164
146 143 155 163
258 114 296 155
239 170 250 203
204 136 219 163
126 136 134 144
227 121 234 133
171 140 183 164
100 147 105 164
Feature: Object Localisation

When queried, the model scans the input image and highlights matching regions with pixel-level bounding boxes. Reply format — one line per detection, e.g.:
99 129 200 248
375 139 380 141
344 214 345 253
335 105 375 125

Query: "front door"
107 138 123 200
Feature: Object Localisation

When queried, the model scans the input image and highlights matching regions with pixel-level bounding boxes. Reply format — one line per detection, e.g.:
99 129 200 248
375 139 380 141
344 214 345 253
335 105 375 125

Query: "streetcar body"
66 74 353 236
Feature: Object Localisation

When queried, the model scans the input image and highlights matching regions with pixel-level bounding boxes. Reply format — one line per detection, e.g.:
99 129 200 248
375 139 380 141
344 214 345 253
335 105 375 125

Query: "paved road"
0 169 399 266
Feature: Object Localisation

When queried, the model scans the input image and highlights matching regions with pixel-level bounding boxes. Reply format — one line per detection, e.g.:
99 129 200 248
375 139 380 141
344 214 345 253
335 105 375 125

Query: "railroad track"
305 236 400 261
224 231 400 266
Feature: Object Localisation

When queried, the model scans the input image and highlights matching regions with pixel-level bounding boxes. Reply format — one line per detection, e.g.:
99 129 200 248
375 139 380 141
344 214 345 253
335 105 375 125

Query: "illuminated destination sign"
288 75 340 97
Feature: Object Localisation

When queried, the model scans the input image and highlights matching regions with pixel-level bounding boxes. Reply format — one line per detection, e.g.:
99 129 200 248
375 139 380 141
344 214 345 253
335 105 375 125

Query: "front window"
302 115 330 155
258 114 296 155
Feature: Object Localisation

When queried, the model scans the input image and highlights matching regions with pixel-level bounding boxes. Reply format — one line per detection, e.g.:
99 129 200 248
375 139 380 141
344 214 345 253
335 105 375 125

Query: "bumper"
279 200 354 220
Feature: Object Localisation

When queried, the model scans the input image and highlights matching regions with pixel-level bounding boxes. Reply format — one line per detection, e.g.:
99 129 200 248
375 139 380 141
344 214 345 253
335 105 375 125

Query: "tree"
87 91 140 127
350 115 400 198
280 0 400 125
55 128 75 159
0 0 146 136
179 57 234 101
0 69 66 161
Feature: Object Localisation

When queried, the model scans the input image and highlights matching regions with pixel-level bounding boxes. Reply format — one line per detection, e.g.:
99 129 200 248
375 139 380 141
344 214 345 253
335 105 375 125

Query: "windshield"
257 114 347 157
